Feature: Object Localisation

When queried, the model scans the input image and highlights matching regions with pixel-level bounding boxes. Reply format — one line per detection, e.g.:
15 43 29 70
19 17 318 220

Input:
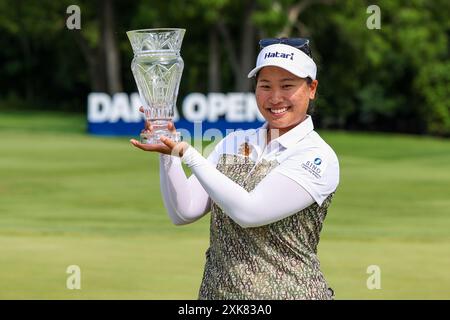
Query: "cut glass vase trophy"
127 28 185 144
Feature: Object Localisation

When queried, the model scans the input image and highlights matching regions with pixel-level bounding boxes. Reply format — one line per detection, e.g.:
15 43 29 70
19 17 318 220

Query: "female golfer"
131 38 339 300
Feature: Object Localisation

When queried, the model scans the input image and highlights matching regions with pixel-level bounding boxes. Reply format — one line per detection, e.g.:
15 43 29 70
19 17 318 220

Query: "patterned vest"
198 154 334 300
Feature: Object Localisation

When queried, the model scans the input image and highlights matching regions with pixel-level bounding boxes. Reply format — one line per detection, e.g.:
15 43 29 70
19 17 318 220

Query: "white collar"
258 115 314 149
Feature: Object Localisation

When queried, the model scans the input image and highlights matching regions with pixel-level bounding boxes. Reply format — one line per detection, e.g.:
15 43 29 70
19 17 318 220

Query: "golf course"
0 111 449 299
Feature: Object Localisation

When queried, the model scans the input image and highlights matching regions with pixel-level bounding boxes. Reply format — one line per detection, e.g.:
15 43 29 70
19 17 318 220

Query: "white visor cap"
247 43 317 80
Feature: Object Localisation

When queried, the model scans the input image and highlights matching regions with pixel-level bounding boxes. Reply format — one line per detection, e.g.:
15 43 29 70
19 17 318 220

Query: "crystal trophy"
127 28 185 144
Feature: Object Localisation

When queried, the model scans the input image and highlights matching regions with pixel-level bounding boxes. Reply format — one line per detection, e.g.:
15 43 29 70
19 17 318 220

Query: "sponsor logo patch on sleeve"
301 157 325 179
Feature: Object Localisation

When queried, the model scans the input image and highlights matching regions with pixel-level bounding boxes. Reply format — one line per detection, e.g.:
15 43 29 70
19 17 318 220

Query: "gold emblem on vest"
238 142 252 157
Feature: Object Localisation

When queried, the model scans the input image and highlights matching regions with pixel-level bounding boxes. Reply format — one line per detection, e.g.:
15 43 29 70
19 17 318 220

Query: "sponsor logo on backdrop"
87 92 264 137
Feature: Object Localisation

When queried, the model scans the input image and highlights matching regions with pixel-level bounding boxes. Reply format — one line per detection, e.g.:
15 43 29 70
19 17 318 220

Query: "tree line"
0 0 448 135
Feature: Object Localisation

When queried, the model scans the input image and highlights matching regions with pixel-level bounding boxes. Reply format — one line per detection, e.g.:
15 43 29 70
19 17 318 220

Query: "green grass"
0 111 449 299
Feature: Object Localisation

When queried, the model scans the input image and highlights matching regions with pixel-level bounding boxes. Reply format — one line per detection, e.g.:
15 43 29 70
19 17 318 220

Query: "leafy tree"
0 0 448 135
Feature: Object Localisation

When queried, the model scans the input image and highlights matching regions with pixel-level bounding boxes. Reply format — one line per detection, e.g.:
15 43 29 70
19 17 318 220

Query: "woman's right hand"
129 106 190 157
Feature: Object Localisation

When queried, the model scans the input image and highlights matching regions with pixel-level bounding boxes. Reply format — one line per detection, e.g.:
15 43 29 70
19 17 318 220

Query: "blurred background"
0 0 449 299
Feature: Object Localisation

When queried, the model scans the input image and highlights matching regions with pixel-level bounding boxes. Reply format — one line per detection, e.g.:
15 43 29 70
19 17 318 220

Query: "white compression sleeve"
159 154 210 225
181 147 315 228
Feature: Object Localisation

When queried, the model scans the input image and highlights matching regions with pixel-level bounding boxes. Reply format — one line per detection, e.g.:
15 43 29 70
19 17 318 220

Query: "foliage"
0 0 448 135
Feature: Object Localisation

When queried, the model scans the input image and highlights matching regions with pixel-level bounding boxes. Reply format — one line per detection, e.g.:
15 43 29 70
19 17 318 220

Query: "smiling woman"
131 37 340 300
255 66 318 137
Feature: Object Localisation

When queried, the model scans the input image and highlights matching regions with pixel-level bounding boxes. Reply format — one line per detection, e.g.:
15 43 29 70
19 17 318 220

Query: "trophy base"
140 130 181 144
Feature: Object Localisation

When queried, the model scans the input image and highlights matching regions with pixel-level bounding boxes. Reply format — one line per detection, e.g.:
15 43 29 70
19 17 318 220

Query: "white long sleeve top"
159 116 339 228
